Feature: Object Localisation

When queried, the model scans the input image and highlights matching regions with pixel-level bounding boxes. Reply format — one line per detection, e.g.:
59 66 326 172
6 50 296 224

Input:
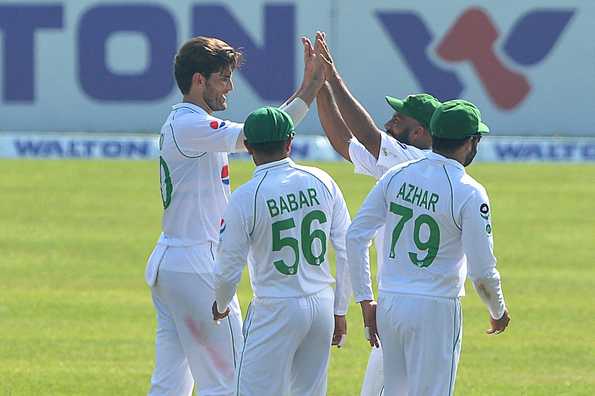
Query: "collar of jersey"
426 151 465 170
172 102 209 116
253 157 295 176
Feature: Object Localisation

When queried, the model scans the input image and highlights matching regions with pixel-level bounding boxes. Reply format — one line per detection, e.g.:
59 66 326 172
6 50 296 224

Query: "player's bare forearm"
285 71 322 108
316 32 382 158
297 79 323 106
316 31 383 159
326 73 382 159
317 83 352 161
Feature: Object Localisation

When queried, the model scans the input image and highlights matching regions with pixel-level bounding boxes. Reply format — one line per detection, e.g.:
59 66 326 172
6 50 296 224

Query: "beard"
463 143 478 166
203 84 227 112
388 126 413 145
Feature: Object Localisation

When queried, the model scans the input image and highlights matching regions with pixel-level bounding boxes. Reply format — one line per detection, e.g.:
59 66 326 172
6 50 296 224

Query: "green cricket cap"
429 100 490 139
244 106 295 144
385 93 441 129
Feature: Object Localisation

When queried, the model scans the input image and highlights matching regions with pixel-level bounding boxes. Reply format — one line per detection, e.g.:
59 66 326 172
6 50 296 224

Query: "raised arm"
316 32 384 159
278 37 325 125
234 37 325 151
316 82 353 161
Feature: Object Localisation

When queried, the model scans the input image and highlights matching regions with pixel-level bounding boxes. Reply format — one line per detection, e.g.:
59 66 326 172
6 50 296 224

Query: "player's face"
463 135 481 166
203 67 234 112
384 112 417 145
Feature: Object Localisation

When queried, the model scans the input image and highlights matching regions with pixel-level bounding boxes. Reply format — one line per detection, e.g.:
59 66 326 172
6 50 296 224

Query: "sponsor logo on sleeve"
210 120 227 130
221 164 230 185
480 203 490 219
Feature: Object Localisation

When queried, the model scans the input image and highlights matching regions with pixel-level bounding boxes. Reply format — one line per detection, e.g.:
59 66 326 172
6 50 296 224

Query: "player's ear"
192 72 206 87
285 137 293 155
244 140 254 155
413 123 427 136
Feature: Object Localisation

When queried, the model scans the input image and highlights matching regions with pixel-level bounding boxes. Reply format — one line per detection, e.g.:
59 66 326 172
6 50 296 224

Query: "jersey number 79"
389 202 440 268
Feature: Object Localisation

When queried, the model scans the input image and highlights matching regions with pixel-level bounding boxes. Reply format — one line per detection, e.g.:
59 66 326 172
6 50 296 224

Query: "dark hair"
174 37 243 94
247 140 288 156
431 136 472 153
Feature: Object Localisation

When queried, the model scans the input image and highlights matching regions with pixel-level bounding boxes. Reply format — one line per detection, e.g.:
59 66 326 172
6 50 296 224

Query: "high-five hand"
297 35 326 103
315 31 338 79
303 36 326 90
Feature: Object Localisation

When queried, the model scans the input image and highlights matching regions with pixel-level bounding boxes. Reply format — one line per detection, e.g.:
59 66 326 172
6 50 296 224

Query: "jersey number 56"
271 210 328 275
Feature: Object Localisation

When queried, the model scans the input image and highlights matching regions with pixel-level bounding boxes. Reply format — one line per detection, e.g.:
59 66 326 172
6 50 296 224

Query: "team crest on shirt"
221 165 230 185
210 120 226 129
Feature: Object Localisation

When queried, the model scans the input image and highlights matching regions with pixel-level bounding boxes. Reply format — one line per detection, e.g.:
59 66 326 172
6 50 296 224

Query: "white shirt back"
348 152 497 299
215 158 351 314
347 133 429 279
158 103 243 245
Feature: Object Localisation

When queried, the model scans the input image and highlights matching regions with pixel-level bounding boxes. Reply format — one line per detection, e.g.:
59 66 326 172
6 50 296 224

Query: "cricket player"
212 107 351 396
315 31 441 396
144 36 323 396
347 100 511 396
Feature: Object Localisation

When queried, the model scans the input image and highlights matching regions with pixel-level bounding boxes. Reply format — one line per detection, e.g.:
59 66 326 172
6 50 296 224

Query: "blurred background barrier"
2 133 594 162
0 0 593 137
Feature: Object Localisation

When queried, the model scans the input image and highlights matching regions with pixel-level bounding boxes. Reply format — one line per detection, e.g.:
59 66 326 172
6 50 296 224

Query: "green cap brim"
385 96 404 112
478 121 490 134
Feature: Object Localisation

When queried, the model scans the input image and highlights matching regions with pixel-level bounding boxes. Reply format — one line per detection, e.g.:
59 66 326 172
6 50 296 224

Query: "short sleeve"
348 139 385 179
377 133 426 170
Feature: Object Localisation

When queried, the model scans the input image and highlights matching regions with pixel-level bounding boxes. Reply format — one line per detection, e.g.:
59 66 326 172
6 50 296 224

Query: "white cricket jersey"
348 133 429 279
348 132 426 179
214 158 352 315
158 102 243 246
347 152 506 318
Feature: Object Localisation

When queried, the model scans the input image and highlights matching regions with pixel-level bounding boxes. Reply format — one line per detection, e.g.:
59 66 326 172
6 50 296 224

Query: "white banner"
0 1 593 136
2 133 594 163
0 133 341 161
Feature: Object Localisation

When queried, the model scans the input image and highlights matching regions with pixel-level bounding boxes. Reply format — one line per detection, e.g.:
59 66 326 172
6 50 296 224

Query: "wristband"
279 97 309 127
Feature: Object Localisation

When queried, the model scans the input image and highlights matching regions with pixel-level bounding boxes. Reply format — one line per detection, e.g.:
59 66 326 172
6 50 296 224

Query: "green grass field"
1 159 594 395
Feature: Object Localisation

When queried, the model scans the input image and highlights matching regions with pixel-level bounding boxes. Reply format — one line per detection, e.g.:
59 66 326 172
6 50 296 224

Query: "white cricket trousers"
148 268 243 396
236 287 335 396
360 229 387 396
377 292 462 396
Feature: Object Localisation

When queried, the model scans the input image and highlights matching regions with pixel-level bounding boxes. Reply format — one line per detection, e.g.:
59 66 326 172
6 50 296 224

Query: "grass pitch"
1 159 594 395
